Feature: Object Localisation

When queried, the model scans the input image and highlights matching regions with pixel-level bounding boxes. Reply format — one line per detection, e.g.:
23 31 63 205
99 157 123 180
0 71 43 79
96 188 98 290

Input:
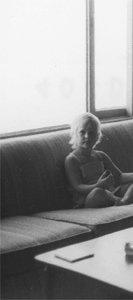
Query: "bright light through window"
95 0 127 110
0 0 86 134
0 0 132 135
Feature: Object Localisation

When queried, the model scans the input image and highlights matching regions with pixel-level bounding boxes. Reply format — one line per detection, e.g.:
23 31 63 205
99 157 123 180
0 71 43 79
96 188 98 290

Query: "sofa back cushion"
1 119 133 218
1 130 72 218
96 119 133 172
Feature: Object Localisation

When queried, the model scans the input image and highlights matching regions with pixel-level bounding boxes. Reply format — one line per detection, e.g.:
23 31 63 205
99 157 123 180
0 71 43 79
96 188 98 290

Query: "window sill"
0 115 132 140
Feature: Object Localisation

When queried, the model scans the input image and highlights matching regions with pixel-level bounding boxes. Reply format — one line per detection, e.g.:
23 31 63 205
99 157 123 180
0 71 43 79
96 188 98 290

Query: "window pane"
95 0 127 110
0 0 86 134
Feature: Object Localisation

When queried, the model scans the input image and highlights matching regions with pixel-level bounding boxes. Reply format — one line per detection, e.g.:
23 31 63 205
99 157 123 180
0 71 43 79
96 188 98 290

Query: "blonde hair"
69 112 102 149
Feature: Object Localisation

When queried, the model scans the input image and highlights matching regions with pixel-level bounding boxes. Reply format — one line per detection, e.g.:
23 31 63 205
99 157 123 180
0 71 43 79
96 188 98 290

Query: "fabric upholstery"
96 119 133 172
34 204 133 227
1 216 91 278
1 119 133 219
1 131 72 218
1 118 133 289
1 216 91 254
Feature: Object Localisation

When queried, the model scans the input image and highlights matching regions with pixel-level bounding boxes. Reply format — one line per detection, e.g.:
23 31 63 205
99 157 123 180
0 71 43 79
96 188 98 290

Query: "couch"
1 118 133 299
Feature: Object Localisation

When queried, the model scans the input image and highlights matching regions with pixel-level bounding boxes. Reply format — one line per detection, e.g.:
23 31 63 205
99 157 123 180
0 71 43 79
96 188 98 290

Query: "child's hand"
98 171 114 189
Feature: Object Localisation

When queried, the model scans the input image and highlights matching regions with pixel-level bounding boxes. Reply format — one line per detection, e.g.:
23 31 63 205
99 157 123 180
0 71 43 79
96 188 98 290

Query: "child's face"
76 120 98 150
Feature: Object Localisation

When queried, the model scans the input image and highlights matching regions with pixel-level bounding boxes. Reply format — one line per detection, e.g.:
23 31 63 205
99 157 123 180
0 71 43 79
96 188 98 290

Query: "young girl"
65 112 133 208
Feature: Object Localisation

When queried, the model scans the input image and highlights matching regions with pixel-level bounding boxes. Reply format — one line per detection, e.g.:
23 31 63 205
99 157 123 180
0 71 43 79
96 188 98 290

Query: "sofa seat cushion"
34 204 133 237
1 216 91 279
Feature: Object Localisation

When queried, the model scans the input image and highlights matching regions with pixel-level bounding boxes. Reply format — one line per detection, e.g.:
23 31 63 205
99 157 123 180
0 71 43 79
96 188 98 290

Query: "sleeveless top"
68 151 105 208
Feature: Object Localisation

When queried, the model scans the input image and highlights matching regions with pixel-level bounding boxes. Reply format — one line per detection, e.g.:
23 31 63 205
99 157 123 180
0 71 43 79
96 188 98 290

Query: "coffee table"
36 228 133 299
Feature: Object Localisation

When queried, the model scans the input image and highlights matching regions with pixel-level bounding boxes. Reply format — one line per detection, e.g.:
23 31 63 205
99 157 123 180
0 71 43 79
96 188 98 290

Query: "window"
0 0 86 134
88 0 133 119
0 0 132 136
95 0 127 110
